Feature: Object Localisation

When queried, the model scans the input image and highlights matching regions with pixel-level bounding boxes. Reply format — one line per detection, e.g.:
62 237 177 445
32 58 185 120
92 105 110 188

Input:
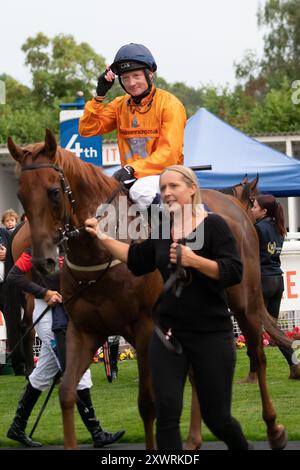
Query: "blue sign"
60 111 102 167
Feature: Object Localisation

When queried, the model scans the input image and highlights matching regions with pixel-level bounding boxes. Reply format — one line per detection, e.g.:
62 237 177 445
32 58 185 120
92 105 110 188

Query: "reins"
152 241 194 355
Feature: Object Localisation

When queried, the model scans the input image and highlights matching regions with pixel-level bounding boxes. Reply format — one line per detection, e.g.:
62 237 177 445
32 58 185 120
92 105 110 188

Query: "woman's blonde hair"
160 165 202 215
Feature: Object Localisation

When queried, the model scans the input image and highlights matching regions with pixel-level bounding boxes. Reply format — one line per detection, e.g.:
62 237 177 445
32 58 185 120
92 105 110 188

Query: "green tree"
258 0 300 85
21 33 106 104
0 74 59 143
235 0 300 91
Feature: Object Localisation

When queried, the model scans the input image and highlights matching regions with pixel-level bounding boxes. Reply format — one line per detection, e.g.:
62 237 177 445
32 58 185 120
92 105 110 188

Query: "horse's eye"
48 187 61 202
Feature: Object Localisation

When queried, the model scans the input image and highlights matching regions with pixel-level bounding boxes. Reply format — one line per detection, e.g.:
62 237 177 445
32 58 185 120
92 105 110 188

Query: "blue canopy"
184 108 300 197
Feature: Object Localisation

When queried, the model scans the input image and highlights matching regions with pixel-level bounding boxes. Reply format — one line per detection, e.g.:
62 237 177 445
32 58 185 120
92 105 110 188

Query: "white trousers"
29 299 92 391
129 175 160 210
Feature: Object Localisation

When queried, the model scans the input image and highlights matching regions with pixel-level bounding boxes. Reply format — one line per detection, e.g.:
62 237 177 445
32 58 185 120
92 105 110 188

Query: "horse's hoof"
238 373 258 385
268 425 288 450
289 364 300 380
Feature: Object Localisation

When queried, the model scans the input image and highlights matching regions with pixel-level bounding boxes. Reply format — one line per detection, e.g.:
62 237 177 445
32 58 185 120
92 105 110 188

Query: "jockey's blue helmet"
110 43 157 75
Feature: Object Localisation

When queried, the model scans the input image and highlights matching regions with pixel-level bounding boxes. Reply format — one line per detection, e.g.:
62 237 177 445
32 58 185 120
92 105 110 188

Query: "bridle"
21 161 124 272
21 163 80 242
220 181 255 210
21 162 123 244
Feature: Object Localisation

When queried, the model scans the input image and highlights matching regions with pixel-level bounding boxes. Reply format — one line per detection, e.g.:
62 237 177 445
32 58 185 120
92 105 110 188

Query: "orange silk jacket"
79 87 186 178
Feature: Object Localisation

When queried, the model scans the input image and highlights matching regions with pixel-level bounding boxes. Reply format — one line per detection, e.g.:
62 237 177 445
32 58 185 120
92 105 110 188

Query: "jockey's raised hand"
95 68 115 98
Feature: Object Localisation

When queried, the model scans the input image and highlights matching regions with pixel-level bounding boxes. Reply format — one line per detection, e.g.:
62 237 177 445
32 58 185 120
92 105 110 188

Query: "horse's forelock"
20 143 47 163
241 183 251 203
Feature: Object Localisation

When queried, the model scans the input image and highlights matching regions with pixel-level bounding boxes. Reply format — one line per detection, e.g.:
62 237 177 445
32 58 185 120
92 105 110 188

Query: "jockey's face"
251 199 267 221
160 171 196 214
120 70 153 96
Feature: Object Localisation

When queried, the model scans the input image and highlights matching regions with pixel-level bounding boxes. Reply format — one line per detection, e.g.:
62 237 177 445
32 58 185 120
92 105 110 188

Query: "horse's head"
239 174 260 217
221 174 260 218
8 129 70 274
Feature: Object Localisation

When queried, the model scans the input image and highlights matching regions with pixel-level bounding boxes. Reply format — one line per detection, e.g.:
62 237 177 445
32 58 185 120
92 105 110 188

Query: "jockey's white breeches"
129 175 160 210
29 299 92 392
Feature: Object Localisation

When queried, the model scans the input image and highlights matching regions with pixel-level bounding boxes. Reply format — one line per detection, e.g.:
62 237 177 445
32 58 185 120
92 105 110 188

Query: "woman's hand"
169 243 196 268
85 217 98 238
44 290 62 306
85 217 109 240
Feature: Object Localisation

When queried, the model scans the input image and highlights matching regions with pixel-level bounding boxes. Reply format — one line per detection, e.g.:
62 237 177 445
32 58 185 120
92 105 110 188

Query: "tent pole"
286 139 298 232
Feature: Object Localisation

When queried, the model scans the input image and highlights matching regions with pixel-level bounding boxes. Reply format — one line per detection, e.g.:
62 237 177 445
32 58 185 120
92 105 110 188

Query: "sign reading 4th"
60 110 102 167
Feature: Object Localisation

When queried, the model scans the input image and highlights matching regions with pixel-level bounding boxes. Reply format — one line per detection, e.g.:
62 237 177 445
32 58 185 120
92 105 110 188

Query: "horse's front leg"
133 318 156 450
59 319 98 450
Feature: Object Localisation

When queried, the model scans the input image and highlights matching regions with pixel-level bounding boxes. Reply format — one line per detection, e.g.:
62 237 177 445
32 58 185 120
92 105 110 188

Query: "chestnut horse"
8 130 290 450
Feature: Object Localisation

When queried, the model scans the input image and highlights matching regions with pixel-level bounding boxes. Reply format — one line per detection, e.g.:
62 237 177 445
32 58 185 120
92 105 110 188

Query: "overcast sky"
0 0 265 89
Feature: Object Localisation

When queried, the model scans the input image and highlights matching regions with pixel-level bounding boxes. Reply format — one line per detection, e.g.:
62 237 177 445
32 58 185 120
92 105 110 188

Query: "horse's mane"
21 142 119 201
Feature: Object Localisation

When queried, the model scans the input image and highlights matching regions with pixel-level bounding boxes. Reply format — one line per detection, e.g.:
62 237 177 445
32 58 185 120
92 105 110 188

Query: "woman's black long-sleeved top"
6 248 60 298
255 217 283 277
128 213 243 333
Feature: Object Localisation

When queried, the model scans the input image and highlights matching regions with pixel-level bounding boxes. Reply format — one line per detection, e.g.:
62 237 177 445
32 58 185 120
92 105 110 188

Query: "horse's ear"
7 136 25 162
242 174 248 184
44 129 57 160
250 174 259 190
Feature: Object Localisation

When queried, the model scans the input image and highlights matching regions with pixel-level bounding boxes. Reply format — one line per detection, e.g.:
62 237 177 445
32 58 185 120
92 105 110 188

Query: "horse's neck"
58 153 129 264
59 153 115 223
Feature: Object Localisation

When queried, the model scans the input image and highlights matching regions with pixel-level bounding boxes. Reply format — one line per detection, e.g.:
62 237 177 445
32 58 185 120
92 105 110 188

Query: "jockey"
79 43 187 210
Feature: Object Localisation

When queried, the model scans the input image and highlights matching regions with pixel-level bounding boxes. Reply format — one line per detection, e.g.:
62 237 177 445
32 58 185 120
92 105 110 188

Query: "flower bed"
236 327 300 348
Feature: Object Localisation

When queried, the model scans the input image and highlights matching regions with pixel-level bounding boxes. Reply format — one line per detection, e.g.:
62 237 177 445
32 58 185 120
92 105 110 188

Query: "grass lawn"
0 347 299 447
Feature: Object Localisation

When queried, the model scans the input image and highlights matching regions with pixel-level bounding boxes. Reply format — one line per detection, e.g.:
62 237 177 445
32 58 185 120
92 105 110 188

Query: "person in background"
0 226 10 314
2 215 28 375
1 208 19 233
5 248 125 448
244 194 300 382
79 43 186 211
85 165 251 451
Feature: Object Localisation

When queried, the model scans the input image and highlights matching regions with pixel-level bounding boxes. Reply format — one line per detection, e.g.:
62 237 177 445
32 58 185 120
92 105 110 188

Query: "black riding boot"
76 388 125 448
7 382 42 447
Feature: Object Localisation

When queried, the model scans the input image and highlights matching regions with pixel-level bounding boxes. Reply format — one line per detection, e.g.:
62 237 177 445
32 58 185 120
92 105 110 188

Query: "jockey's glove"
113 166 135 184
95 71 115 97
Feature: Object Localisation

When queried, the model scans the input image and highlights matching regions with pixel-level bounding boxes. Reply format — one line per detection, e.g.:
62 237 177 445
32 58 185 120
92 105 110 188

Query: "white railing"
232 310 300 337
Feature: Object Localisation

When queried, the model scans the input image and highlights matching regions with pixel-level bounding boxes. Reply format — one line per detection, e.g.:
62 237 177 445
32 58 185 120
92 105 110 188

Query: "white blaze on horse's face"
160 171 196 214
